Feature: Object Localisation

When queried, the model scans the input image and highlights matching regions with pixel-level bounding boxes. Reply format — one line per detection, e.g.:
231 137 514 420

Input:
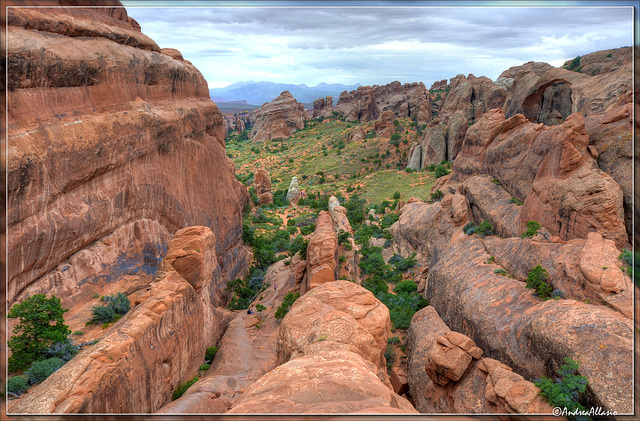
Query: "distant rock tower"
286 176 301 204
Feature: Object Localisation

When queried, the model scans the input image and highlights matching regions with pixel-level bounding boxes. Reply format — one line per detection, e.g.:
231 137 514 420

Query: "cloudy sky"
123 2 634 89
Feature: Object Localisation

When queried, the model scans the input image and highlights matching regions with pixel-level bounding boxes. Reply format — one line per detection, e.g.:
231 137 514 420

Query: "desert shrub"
300 224 316 235
380 213 399 229
393 191 401 199
359 246 386 275
390 133 401 146
509 197 524 205
526 265 553 299
567 56 582 71
430 190 444 202
205 346 218 362
227 267 266 311
90 292 130 324
521 220 541 238
286 226 297 235
534 357 588 412
434 165 449 178
426 163 437 171
393 280 417 295
172 376 199 401
389 253 417 272
288 235 308 257
199 363 210 371
275 292 300 319
248 186 259 205
475 219 493 237
44 340 77 362
25 357 65 385
242 221 255 245
619 249 633 277
8 294 71 372
337 229 351 246
7 376 29 396
345 194 366 226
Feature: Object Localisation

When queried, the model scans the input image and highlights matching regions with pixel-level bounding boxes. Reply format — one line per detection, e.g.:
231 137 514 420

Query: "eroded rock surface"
250 90 306 142
253 168 273 205
304 211 338 290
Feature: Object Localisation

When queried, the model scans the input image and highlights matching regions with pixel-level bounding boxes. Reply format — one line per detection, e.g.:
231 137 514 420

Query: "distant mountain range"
209 81 362 108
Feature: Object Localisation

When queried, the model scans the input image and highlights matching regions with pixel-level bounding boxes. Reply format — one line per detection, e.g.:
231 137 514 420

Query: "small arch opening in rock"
521 79 573 125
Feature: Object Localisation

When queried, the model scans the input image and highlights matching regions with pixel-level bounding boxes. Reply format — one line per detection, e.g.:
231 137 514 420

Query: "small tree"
275 292 300 319
521 220 541 238
255 304 267 321
535 357 588 412
8 295 71 372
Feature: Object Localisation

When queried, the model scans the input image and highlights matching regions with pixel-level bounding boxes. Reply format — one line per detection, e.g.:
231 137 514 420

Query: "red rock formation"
333 81 432 125
253 168 273 205
304 211 338 290
250 91 306 142
519 113 627 248
407 306 552 414
562 47 631 77
8 226 235 414
7 5 249 311
328 195 353 233
312 95 333 118
423 234 632 413
227 281 416 414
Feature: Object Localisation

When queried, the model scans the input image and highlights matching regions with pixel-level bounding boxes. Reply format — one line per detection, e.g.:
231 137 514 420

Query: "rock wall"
7 5 249 309
333 81 432 125
8 226 235 414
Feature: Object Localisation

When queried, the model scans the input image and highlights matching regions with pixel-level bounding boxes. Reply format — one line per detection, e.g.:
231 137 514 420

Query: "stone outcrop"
579 232 631 294
406 306 552 414
374 109 396 138
9 226 234 414
562 47 631 77
304 211 338 291
425 235 633 413
253 168 273 205
333 81 432 125
406 144 422 170
519 113 627 248
419 119 446 167
312 95 333 118
227 281 417 414
7 5 248 311
250 90 306 142
328 196 353 233
285 176 300 204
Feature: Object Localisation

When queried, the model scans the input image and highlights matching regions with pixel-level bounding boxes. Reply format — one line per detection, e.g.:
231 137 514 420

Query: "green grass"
228 115 435 208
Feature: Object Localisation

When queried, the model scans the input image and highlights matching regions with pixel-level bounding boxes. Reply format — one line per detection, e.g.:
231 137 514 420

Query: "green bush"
8 294 71 372
619 249 633 277
275 292 300 319
44 340 77 362
521 220 541 238
380 213 399 229
526 265 553 299
509 197 524 205
7 376 29 396
426 163 437 172
393 280 417 294
389 253 417 272
566 56 582 71
534 357 588 412
90 292 130 324
434 165 449 178
25 357 65 385
300 224 316 235
199 363 210 371
393 191 401 200
172 376 199 401
475 219 493 237
430 190 444 202
337 229 351 246
345 194 366 226
205 346 218 362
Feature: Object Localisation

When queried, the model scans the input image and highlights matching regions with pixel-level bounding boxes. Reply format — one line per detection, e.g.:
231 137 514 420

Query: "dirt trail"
156 260 298 414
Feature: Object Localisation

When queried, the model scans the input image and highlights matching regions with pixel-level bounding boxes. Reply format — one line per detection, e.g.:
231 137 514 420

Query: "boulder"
406 144 422 170
579 232 631 294
253 168 273 205
286 176 300 204
312 96 333 118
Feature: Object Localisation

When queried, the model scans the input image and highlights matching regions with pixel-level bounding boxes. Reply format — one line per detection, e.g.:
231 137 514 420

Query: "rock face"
250 91 307 142
562 47 631 77
304 211 338 291
253 168 273 205
579 232 631 294
519 113 627 248
333 81 432 125
312 95 333 118
419 119 446 167
9 226 235 414
227 281 417 414
407 306 552 414
7 5 249 311
285 176 300 204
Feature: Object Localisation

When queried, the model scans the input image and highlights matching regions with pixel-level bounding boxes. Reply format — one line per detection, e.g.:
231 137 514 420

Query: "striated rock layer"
7 5 249 309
